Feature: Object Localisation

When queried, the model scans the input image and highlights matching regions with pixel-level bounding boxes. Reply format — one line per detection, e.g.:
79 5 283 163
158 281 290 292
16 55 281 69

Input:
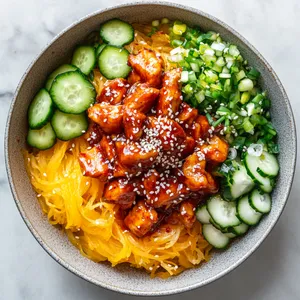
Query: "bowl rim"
5 1 297 296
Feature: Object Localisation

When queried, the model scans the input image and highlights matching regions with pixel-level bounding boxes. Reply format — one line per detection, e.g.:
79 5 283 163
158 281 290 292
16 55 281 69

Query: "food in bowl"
24 18 279 278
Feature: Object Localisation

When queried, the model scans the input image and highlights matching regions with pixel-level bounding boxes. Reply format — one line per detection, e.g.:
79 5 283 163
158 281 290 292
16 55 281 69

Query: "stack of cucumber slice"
27 19 135 150
27 54 96 149
197 151 279 249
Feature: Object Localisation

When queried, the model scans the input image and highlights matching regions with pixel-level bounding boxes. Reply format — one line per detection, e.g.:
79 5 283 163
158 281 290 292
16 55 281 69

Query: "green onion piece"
171 39 184 47
188 71 197 82
181 71 189 83
213 116 226 127
196 33 212 44
195 90 205 103
243 117 254 134
190 63 200 73
173 21 187 35
206 113 213 124
247 67 261 80
229 44 240 57
232 136 246 149
217 107 231 115
235 70 246 82
238 78 254 92
161 18 169 24
240 92 251 104
252 93 264 104
152 20 160 27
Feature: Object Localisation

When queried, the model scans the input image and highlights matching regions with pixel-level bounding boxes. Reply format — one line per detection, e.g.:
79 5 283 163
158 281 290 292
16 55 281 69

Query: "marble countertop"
1 0 300 299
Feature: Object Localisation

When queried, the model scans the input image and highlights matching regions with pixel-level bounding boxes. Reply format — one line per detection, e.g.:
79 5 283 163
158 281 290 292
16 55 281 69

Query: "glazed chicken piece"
200 135 229 163
88 103 124 134
179 200 196 228
182 152 218 192
146 116 186 152
143 170 189 208
156 68 182 118
85 122 103 146
123 108 147 141
113 159 131 178
97 78 128 105
79 145 109 180
124 200 158 237
124 83 160 113
115 140 158 169
100 135 116 162
127 70 141 85
128 48 163 88
177 102 198 126
103 178 136 210
197 115 211 139
180 136 196 158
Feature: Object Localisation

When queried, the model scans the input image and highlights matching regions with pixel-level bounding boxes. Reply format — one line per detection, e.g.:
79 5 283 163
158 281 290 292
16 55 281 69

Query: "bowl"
5 1 297 296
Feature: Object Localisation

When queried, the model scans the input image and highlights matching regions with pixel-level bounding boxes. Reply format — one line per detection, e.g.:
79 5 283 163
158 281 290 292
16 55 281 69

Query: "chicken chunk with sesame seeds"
128 48 163 88
113 159 131 178
200 135 229 163
182 152 217 192
156 68 182 118
115 140 158 170
124 83 160 113
197 115 211 138
123 108 147 141
88 103 124 134
179 200 196 228
84 122 103 146
177 102 198 126
127 70 141 85
146 116 186 152
181 136 196 158
143 172 189 208
97 78 128 105
103 178 136 210
79 145 109 180
124 201 158 237
100 135 116 161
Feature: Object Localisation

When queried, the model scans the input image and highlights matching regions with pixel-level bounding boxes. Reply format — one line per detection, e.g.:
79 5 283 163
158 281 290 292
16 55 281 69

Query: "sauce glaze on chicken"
79 48 229 238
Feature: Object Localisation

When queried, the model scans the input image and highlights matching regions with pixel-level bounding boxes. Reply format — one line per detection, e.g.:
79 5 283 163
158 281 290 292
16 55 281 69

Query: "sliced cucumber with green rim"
100 19 134 47
225 232 237 238
71 46 96 75
256 151 279 178
249 189 272 214
51 110 88 141
196 205 210 224
230 164 255 199
28 89 54 129
96 44 106 57
231 223 249 235
27 122 56 150
98 45 131 79
244 152 273 193
202 224 230 249
237 195 262 226
207 195 241 228
45 64 78 91
50 71 95 114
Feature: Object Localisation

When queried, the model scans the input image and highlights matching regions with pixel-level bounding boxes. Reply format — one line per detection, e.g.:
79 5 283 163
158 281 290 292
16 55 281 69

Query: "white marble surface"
1 0 300 299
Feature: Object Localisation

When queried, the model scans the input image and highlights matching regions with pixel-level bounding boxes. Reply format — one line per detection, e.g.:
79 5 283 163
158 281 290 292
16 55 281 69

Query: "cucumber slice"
45 64 78 91
50 71 95 114
28 89 54 129
231 223 249 235
51 110 88 141
225 232 237 238
256 152 279 178
196 205 211 224
71 46 96 75
244 153 273 193
98 45 131 79
237 195 262 226
207 195 241 228
202 224 230 249
96 44 107 57
100 19 134 47
249 189 271 214
230 164 255 199
27 122 56 150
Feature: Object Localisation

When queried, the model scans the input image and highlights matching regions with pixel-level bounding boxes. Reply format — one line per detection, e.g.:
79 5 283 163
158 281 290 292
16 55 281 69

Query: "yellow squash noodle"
23 23 212 278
